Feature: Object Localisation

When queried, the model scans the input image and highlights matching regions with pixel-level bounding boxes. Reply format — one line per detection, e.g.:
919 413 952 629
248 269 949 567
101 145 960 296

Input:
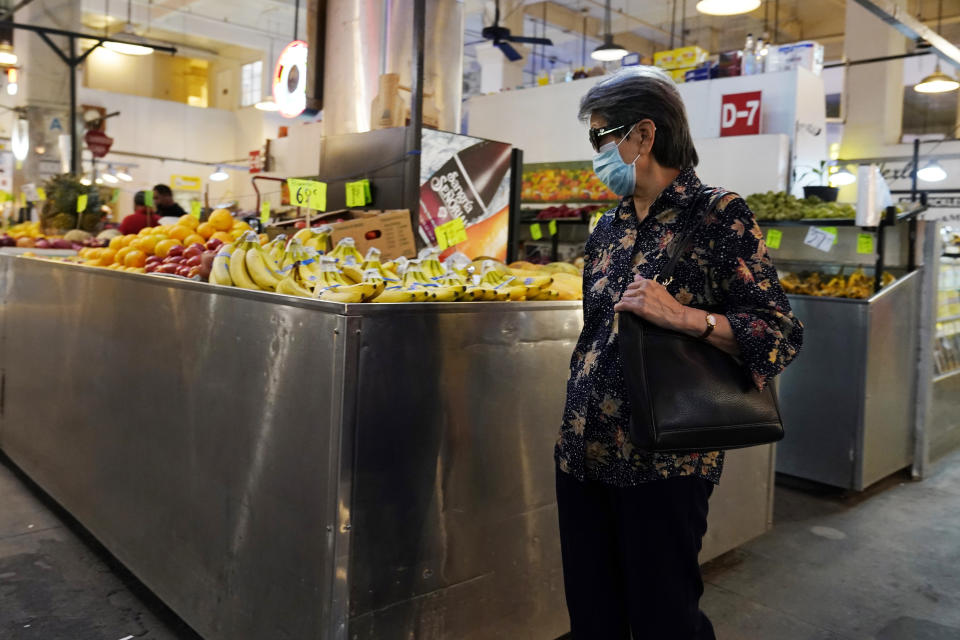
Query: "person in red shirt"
119 191 161 235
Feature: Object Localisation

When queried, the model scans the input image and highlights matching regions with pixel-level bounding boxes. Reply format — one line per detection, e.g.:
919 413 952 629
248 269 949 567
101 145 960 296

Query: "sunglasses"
588 123 628 152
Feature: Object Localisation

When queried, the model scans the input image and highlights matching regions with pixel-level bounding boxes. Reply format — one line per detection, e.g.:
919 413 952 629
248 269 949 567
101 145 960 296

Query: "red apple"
164 255 184 265
187 266 201 278
183 245 203 260
157 263 179 274
205 238 224 251
167 244 184 258
176 265 192 277
185 255 203 267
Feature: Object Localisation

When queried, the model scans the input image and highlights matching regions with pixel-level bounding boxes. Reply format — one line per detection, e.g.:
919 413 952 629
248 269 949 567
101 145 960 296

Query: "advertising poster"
521 161 616 203
419 130 512 260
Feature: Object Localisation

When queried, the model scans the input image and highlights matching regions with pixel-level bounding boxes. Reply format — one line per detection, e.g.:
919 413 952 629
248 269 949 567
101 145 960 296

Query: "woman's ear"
634 119 656 155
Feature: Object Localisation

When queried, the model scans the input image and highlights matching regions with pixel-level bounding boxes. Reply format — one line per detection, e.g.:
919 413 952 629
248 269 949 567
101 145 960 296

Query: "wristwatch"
700 313 717 340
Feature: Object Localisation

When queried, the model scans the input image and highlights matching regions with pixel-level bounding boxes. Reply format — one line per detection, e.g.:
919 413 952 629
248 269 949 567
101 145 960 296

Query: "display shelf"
934 369 960 384
521 201 616 208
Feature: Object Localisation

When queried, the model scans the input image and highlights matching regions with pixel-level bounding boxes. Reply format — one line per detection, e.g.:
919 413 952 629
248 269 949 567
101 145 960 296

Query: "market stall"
0 253 774 640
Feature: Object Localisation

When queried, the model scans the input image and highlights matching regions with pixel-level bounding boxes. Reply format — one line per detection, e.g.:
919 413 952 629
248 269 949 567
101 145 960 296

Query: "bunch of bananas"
291 225 333 254
780 269 896 299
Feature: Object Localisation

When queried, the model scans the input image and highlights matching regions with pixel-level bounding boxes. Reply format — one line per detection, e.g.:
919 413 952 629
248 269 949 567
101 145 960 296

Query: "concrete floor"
1 451 959 640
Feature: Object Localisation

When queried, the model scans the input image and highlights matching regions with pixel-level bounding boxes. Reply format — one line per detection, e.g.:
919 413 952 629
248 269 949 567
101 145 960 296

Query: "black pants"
556 468 716 640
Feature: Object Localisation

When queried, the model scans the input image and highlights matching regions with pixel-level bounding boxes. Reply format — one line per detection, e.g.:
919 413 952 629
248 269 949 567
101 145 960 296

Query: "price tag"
857 233 875 255
345 181 366 208
191 201 202 219
821 227 838 244
804 226 836 253
287 178 327 211
766 228 783 250
260 200 271 224
36 187 47 201
144 190 154 207
362 179 372 204
111 189 119 203
434 217 468 250
589 211 603 233
530 223 543 240
548 220 558 236
77 193 88 213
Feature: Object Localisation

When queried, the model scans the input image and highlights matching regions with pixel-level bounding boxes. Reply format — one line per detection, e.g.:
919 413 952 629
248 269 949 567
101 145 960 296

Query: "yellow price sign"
530 223 543 241
287 178 327 211
260 201 271 224
77 193 88 213
435 217 467 250
345 181 366 208
548 220 558 236
191 201 202 219
36 188 47 201
856 233 875 255
362 179 372 203
766 228 783 250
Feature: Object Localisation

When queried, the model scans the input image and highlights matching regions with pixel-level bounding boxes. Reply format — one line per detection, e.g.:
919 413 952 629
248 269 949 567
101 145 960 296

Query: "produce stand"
0 254 775 640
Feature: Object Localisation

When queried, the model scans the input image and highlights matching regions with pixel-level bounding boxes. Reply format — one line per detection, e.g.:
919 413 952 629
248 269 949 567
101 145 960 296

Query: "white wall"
77 87 286 218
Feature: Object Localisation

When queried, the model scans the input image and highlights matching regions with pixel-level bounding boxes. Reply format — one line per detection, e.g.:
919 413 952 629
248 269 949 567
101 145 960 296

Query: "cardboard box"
318 209 417 260
668 68 688 83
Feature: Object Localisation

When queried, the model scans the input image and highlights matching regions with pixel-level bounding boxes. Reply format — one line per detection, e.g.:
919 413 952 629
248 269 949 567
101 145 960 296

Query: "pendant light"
209 166 229 182
115 167 133 182
696 0 761 17
829 166 856 187
917 159 947 182
591 0 628 62
103 0 154 56
915 0 958 94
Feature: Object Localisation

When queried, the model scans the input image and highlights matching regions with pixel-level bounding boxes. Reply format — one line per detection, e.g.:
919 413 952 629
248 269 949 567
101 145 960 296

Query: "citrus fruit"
168 225 193 242
138 226 156 236
154 239 181 258
98 249 117 266
114 247 132 265
124 249 147 268
87 248 103 261
232 220 252 232
108 235 125 251
121 234 137 247
136 235 162 255
208 208 234 231
183 233 205 247
178 214 199 230
257 233 270 245
196 222 216 239
210 231 234 244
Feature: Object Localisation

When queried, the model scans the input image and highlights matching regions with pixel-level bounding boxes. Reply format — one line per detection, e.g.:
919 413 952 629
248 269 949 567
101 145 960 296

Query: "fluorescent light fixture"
103 25 155 56
917 160 947 182
11 117 28 161
95 177 104 185
102 172 119 184
696 0 761 16
6 81 16 96
254 98 280 112
829 167 856 186
914 68 959 94
80 176 92 186
591 38 629 62
115 168 133 182
209 166 229 182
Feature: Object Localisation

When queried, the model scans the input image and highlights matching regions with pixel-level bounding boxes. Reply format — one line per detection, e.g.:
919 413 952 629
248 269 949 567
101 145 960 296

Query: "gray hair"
578 66 699 169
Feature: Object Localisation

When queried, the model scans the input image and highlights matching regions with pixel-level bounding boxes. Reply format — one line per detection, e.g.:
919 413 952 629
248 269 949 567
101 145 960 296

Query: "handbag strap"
659 185 727 283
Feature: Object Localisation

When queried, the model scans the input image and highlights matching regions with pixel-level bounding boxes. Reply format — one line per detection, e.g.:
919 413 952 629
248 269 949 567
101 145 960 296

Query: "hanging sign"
191 201 202 219
720 91 762 137
84 130 114 158
273 40 308 119
248 150 262 174
76 193 88 213
260 201 271 224
286 178 326 211
171 175 203 191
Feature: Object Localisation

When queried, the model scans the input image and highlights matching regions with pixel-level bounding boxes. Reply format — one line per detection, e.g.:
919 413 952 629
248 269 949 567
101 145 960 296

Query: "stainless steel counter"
0 256 774 639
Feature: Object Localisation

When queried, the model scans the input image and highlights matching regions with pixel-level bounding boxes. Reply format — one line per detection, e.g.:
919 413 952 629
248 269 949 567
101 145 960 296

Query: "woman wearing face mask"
555 66 803 639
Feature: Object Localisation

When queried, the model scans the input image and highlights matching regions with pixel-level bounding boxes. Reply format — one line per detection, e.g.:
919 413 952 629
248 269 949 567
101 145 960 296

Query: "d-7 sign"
720 91 762 137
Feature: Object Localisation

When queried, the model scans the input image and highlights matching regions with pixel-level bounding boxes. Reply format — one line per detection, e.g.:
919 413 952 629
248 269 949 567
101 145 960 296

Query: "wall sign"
720 91 762 137
273 40 308 119
171 175 203 191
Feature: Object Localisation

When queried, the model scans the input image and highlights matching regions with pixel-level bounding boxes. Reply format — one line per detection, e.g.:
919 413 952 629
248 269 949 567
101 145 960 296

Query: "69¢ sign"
286 178 327 211
720 91 762 137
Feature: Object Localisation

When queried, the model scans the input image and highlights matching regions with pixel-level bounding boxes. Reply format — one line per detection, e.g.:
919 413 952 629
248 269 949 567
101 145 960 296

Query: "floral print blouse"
555 168 803 487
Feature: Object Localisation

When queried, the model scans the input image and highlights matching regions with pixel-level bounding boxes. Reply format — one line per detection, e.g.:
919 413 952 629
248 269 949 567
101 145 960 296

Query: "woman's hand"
614 275 691 332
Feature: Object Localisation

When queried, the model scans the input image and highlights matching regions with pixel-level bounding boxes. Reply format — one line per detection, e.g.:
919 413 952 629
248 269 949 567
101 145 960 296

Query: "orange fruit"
196 222 216 239
183 233 205 247
124 249 147 268
178 214 199 230
87 248 103 261
232 220 252 232
150 225 169 235
120 234 137 247
114 247 132 265
168 225 193 242
98 248 117 266
154 238 181 258
108 235 125 251
208 208 234 231
211 231 234 244
139 235 164 255
138 226 156 236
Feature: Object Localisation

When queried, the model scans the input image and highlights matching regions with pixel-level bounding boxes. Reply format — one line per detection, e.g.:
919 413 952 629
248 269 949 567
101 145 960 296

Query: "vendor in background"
118 191 161 235
153 183 187 222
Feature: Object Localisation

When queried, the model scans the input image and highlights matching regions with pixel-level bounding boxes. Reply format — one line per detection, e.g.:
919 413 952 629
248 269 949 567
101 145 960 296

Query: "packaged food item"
766 41 824 75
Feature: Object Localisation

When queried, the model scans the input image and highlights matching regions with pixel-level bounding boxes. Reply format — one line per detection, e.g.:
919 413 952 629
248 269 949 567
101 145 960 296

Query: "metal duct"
322 0 464 135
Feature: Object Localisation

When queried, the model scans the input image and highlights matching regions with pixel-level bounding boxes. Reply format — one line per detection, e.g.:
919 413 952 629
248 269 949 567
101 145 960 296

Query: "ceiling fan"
477 0 553 62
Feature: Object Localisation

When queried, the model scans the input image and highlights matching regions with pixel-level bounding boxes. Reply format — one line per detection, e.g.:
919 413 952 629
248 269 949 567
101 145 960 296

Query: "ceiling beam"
523 1 662 53
851 0 960 68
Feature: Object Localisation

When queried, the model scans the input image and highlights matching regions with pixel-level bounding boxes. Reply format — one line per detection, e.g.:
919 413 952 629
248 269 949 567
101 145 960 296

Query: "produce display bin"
0 255 774 640
776 271 921 490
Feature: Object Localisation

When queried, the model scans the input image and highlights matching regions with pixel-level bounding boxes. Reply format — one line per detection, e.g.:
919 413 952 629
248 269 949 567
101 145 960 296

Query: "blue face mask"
592 124 641 197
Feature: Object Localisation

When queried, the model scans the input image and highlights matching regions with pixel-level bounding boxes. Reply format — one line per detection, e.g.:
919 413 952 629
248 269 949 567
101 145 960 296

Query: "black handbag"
617 187 784 454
